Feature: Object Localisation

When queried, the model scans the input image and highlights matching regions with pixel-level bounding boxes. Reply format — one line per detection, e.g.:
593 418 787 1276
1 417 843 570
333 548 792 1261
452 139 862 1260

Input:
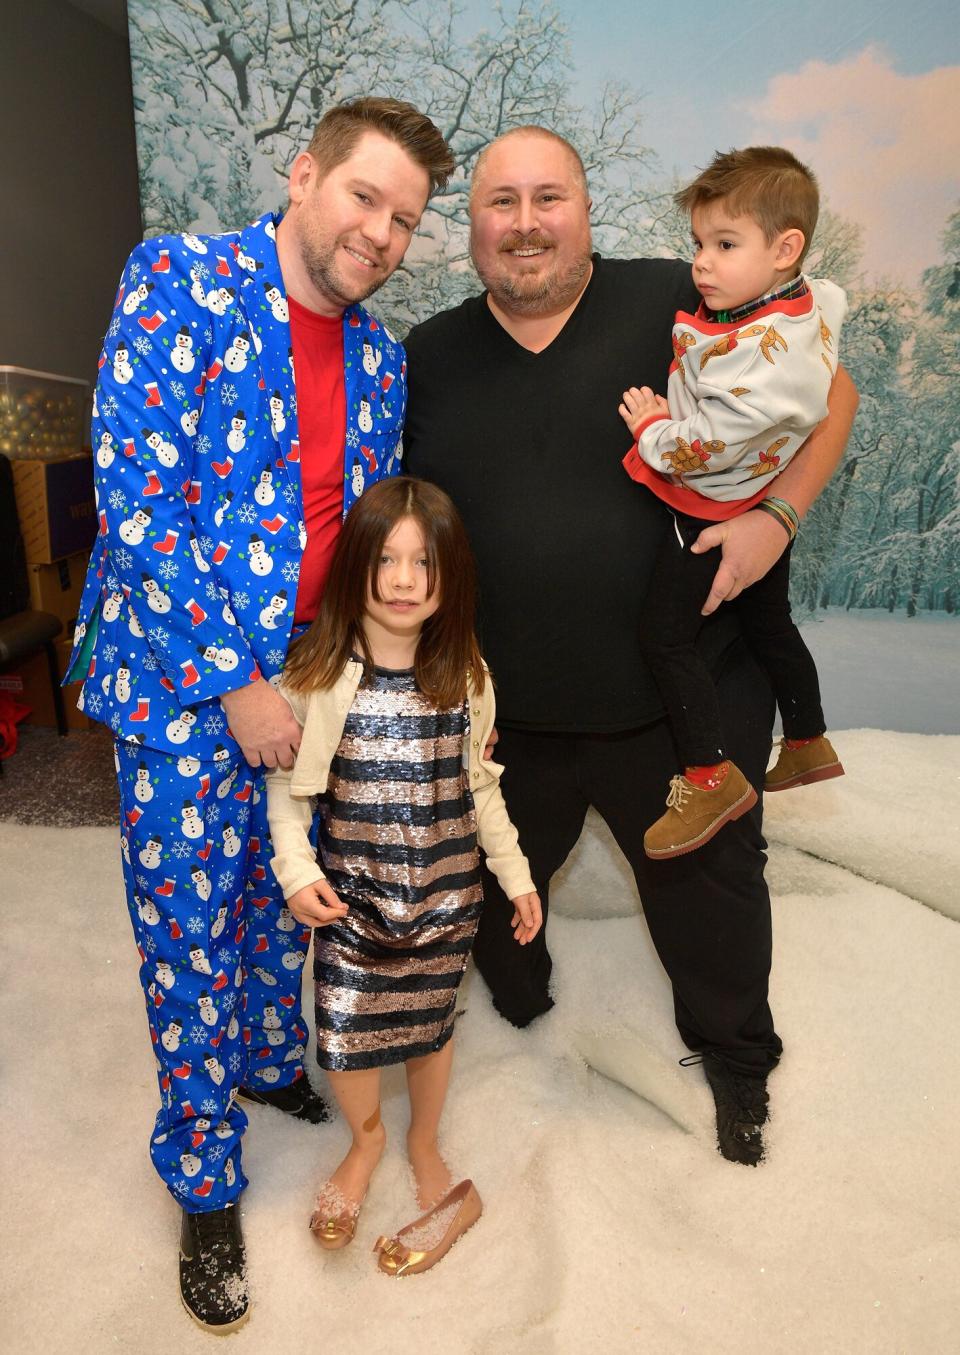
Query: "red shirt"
288 296 347 624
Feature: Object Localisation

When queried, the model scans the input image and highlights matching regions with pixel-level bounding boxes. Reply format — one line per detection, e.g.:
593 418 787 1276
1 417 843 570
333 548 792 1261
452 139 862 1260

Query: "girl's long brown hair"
283 477 485 708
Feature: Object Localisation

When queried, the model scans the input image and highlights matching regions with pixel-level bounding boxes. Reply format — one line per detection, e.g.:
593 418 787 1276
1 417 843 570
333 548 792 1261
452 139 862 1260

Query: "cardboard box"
27 552 89 630
11 454 97 565
0 636 94 731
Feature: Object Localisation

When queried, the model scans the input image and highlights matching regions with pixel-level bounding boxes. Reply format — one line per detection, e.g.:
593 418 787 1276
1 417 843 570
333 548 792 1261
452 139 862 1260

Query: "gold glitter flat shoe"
373 1179 482 1277
309 1182 363 1250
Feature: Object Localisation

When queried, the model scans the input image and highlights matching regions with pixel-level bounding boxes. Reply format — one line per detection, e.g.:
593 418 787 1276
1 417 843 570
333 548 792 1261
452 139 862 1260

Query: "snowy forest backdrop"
126 0 960 620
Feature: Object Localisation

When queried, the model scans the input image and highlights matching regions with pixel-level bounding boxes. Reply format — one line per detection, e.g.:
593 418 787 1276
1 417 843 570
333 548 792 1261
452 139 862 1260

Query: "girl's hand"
286 879 349 929
510 892 543 945
618 385 669 437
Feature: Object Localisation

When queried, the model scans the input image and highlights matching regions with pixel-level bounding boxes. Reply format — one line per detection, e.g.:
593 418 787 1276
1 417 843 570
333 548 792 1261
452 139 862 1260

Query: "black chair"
0 453 67 766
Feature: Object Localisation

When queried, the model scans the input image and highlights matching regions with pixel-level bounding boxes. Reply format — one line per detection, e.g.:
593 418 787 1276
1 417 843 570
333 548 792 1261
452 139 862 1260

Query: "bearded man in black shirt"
403 127 857 1166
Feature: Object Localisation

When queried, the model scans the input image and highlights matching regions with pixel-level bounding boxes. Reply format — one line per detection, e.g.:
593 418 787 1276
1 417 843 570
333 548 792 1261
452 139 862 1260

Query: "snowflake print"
203 325 214 345
133 336 152 356
200 1097 219 1116
205 581 221 602
86 692 103 716
107 315 121 338
217 871 235 893
204 712 225 736
142 653 160 671
216 948 232 968
115 547 132 571
231 591 249 611
206 804 221 824
190 1025 207 1046
108 488 127 511
173 1180 189 1198
228 1052 243 1074
194 261 210 282
186 915 205 933
208 1144 225 1164
170 379 187 402
194 434 211 456
281 561 300 584
235 806 250 825
100 394 118 418
110 711 122 732
136 874 150 891
128 260 142 284
282 485 296 505
102 643 118 664
199 536 214 555
220 383 238 406
143 934 157 955
345 426 359 448
148 626 170 647
158 559 180 581
266 648 285 669
237 503 256 525
170 839 192 861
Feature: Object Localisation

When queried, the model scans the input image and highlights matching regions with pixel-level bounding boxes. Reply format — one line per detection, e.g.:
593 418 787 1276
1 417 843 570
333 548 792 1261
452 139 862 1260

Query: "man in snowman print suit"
68 97 453 1333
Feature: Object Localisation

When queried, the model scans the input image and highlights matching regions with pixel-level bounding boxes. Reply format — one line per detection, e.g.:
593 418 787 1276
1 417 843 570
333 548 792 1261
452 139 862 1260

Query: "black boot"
237 1077 332 1124
179 1203 250 1333
683 1052 770 1167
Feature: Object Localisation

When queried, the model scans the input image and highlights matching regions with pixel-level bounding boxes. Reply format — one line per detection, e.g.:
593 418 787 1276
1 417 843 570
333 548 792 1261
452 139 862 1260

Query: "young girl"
266 476 541 1276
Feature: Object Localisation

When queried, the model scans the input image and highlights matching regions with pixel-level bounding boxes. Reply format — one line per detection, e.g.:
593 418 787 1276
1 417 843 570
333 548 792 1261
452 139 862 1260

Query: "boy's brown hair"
283 477 485 709
675 146 820 264
306 97 454 195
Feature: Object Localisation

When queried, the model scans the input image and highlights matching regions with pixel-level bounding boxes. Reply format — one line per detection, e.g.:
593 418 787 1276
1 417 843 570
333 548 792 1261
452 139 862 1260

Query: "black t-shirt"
404 254 741 732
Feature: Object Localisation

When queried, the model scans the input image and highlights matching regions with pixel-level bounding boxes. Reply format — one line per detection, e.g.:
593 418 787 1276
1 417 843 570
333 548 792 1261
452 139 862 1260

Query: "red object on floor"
0 692 31 760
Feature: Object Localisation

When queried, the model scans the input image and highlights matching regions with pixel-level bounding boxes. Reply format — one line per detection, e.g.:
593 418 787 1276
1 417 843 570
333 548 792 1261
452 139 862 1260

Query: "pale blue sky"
455 0 960 280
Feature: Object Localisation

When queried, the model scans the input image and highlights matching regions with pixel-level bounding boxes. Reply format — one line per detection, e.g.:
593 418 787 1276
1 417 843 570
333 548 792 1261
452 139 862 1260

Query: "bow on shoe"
373 1234 422 1276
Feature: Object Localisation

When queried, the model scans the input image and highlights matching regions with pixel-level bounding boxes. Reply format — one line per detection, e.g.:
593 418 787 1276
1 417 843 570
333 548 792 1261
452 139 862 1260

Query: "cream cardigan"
266 660 536 903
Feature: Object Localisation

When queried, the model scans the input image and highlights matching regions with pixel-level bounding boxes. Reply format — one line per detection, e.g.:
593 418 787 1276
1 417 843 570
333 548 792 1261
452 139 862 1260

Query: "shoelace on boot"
665 776 692 810
192 1208 242 1270
680 1052 768 1121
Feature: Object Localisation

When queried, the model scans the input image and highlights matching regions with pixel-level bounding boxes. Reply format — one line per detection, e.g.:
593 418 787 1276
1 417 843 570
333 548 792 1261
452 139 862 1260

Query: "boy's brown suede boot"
764 735 844 792
643 762 758 859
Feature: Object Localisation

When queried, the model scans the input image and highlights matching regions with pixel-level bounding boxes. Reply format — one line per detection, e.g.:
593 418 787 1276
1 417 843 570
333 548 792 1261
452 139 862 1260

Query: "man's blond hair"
307 97 454 194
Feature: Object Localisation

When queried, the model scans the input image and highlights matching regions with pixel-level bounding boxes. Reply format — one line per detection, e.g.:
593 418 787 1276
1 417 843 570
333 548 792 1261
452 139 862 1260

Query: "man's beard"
473 231 592 317
301 235 387 309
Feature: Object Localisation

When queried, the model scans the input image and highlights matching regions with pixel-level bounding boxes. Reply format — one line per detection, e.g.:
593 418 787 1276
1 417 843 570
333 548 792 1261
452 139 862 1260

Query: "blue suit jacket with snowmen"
69 212 406 758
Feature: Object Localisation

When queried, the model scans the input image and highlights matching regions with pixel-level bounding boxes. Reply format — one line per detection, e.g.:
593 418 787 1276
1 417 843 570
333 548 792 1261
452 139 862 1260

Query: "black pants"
638 513 825 766
474 643 783 1075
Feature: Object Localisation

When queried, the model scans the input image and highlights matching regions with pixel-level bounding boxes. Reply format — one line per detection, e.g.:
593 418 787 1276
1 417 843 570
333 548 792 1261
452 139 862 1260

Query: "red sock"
685 761 728 790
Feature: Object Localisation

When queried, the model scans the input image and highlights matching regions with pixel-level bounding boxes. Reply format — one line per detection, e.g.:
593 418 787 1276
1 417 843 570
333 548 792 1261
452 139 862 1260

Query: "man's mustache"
498 232 554 253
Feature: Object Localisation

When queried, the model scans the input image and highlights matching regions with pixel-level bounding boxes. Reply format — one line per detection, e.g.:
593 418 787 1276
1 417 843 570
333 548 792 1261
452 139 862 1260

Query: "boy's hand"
619 385 669 438
510 892 543 945
286 879 349 929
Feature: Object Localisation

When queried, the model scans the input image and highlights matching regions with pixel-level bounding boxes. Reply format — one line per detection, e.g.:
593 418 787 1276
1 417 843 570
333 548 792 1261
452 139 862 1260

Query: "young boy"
619 145 848 859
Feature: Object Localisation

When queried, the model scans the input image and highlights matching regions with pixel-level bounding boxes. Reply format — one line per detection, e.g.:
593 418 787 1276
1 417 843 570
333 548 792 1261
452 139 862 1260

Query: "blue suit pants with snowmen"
114 737 310 1211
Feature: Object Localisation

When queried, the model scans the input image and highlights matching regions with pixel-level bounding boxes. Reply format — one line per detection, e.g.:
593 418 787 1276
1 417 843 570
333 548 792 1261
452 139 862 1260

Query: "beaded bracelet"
757 496 799 540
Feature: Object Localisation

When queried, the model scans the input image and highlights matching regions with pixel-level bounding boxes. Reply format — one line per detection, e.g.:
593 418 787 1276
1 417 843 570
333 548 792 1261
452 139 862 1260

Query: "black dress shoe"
179 1203 250 1333
682 1052 771 1167
237 1078 332 1124
704 1055 769 1166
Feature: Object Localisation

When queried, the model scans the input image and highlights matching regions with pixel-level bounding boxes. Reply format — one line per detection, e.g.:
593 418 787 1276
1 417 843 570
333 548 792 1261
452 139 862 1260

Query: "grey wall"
0 0 142 383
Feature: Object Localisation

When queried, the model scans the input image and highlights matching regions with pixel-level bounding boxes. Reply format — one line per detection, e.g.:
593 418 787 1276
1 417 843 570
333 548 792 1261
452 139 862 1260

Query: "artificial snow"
1 730 958 1353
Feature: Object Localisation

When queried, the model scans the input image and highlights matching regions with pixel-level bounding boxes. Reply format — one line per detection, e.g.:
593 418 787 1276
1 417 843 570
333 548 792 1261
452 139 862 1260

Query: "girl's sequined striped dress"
313 665 482 1070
